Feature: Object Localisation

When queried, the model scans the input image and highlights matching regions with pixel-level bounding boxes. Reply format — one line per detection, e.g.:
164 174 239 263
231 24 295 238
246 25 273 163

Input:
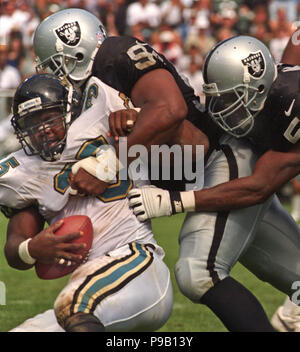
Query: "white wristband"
95 145 124 182
180 191 196 212
18 238 36 265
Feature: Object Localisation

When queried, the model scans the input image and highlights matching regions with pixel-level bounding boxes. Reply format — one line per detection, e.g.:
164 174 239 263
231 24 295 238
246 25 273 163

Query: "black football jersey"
92 36 221 143
92 36 222 190
248 64 300 153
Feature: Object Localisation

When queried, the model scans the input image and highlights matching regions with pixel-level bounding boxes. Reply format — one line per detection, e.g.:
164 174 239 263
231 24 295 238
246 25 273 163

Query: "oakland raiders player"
267 28 300 332
33 8 212 193
127 36 300 331
1 73 173 332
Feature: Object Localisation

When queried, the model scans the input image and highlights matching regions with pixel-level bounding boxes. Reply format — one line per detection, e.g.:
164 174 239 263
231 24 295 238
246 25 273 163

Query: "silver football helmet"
203 36 277 138
33 8 107 86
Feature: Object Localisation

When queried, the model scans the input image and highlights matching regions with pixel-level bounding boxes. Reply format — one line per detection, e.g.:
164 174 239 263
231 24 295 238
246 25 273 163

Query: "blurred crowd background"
1 0 300 157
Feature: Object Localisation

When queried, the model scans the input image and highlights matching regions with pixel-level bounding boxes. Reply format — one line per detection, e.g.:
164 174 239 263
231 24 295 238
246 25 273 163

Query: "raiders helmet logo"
55 21 81 47
241 51 266 79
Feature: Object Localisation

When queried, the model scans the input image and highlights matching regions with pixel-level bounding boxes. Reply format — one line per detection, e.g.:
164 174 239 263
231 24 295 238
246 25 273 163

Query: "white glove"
128 186 173 221
128 186 196 222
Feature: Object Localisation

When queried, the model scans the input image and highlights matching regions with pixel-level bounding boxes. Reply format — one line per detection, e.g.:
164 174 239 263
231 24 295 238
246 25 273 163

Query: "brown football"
35 215 93 280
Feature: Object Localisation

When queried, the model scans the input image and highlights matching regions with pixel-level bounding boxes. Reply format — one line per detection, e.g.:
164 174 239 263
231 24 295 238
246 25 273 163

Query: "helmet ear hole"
258 84 265 93
75 52 84 62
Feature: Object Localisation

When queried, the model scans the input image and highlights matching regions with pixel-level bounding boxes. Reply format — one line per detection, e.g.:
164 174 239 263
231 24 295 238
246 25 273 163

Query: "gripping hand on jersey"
128 186 196 222
107 108 140 140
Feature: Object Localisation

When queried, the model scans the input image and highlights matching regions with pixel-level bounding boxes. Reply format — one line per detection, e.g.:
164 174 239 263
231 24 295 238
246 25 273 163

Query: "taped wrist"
18 238 36 265
71 145 124 183
170 191 196 214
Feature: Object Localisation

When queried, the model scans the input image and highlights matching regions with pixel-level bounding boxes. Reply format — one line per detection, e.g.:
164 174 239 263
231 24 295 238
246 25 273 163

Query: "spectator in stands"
181 58 205 103
130 23 147 41
160 0 185 31
0 0 17 45
177 43 204 72
214 26 236 42
182 0 212 40
0 44 21 96
111 0 129 35
269 0 298 23
151 24 183 66
235 3 254 35
269 27 291 63
7 30 25 70
15 1 40 49
0 44 21 157
249 3 270 29
269 6 294 35
210 0 239 32
250 23 272 47
244 0 271 10
126 0 161 40
97 0 129 35
184 22 216 57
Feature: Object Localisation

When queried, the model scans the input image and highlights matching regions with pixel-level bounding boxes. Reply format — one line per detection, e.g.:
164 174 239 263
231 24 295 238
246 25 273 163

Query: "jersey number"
0 157 19 177
127 43 157 70
54 136 132 202
83 83 98 111
284 117 300 144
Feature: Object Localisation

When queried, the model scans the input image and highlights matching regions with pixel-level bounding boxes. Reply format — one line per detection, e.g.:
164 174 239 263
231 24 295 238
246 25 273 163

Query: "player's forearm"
193 177 269 212
127 178 268 221
127 68 187 159
4 235 35 270
194 154 300 212
4 207 44 270
124 102 186 160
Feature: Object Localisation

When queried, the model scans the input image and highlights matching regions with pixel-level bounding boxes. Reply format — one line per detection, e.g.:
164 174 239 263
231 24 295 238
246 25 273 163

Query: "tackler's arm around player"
107 108 210 156
107 108 139 140
128 69 188 153
5 206 86 270
128 142 300 221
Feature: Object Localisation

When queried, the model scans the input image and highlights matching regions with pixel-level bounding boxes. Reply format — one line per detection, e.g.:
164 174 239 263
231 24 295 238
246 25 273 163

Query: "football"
35 215 93 280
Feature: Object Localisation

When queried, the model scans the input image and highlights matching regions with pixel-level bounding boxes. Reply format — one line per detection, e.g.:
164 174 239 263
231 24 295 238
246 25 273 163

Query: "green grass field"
0 212 286 332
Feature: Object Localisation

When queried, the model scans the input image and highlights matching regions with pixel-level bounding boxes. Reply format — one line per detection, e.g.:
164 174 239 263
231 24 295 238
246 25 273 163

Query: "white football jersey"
0 77 155 258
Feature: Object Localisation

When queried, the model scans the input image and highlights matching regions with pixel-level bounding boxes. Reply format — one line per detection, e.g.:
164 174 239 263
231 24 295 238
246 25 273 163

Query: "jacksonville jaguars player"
1 73 173 332
31 11 284 331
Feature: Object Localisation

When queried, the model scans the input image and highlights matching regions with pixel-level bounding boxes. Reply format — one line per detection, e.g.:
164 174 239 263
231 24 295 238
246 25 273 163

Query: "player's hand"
128 186 173 221
68 168 109 197
107 109 138 140
28 220 86 265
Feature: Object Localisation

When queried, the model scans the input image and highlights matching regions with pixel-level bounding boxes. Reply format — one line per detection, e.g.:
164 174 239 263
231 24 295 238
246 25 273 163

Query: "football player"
33 8 212 193
1 73 173 332
267 28 300 332
31 10 281 331
127 36 300 332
